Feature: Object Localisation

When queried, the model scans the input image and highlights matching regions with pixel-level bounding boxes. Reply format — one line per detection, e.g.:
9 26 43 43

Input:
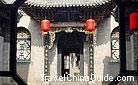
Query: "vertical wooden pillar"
44 33 49 76
89 33 94 79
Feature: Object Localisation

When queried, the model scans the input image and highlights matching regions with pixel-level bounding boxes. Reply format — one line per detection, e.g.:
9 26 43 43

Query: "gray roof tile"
1 0 112 8
25 0 112 8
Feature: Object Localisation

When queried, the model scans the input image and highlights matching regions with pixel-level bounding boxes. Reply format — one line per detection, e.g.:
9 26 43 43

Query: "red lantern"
41 20 50 32
86 19 96 32
130 12 138 32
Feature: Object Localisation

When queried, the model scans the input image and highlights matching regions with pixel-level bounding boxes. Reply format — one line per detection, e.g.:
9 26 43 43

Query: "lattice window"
16 27 31 62
111 27 120 61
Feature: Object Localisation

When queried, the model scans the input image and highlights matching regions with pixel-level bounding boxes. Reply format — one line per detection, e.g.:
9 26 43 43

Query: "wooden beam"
50 22 85 27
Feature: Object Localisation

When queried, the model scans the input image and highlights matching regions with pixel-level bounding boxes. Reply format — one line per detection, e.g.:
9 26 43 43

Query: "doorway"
57 31 85 77
61 49 81 77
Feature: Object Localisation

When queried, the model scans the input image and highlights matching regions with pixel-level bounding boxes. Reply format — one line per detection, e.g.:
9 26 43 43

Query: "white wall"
94 15 119 83
17 14 44 85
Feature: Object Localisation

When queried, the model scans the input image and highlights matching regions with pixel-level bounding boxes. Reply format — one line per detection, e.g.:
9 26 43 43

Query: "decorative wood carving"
49 31 55 49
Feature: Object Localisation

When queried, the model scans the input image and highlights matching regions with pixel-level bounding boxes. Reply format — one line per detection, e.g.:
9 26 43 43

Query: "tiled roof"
0 0 5 4
1 0 112 8
25 0 112 8
1 0 15 4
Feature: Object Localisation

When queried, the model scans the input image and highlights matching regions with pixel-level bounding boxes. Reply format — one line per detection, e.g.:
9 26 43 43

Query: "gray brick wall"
0 19 12 84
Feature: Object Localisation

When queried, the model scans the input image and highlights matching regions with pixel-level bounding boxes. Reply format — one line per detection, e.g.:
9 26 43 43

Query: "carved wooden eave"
19 0 115 23
1 0 116 22
48 26 97 49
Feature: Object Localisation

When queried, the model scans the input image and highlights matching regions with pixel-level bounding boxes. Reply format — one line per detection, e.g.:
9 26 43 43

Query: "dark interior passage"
57 31 85 77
